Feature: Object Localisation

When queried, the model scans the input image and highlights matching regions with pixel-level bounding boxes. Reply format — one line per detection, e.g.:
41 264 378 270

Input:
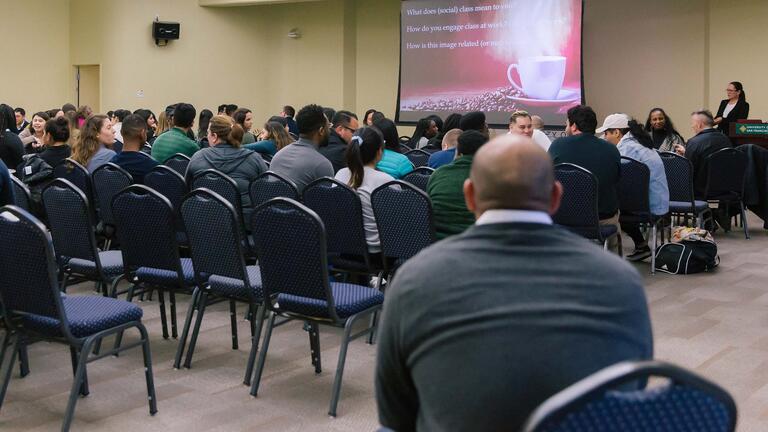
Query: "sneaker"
627 246 652 262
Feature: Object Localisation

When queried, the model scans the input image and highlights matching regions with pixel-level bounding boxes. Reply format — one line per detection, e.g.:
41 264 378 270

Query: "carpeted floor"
2 216 767 431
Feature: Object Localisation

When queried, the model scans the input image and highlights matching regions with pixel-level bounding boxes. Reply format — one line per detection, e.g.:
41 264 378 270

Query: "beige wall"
2 0 767 141
0 0 71 112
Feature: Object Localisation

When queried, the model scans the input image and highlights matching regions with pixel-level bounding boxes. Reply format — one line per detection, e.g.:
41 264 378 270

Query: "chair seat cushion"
67 250 123 279
330 255 383 273
207 265 263 299
22 295 143 338
136 258 196 286
277 282 384 320
669 200 709 212
565 224 617 240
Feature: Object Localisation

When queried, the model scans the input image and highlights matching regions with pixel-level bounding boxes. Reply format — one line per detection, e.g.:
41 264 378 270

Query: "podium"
729 120 768 148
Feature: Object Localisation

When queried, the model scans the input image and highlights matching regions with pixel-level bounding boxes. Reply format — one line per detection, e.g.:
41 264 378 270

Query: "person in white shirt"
335 126 394 254
508 110 551 151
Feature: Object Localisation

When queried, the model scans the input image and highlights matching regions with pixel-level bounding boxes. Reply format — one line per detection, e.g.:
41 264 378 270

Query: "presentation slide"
397 0 583 127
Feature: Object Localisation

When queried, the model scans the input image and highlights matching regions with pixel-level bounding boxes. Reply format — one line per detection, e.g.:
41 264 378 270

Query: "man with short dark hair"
14 108 28 132
675 110 731 199
225 104 238 117
111 114 159 184
319 110 359 173
376 135 652 432
281 105 299 136
458 111 488 137
217 104 227 115
269 104 334 192
549 105 621 232
427 130 487 239
151 102 199 163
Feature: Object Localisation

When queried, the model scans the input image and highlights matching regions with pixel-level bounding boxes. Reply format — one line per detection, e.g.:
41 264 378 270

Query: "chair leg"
183 291 209 369
17 340 29 378
243 303 266 386
136 324 158 416
308 322 322 374
174 287 201 369
741 201 750 239
113 283 138 356
650 225 657 275
158 289 169 340
69 347 89 397
169 291 178 339
250 312 276 397
230 301 239 350
329 316 357 417
0 331 19 411
61 273 70 293
366 311 379 345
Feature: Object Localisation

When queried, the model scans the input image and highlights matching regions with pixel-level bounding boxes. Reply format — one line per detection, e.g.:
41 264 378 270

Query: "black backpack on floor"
654 240 719 274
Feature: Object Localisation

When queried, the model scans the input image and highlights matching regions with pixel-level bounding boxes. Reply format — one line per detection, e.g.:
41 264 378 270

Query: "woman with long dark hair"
373 118 413 178
644 108 684 152
233 108 256 144
245 120 293 157
599 113 669 261
335 126 394 253
714 81 749 135
197 109 214 147
409 117 438 149
0 104 25 169
363 109 378 126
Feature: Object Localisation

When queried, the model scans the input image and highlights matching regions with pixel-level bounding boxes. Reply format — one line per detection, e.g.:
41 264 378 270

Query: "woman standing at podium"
714 81 749 135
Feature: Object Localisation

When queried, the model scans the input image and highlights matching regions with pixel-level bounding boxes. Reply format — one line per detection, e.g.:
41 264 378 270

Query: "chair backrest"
523 361 737 432
704 148 747 199
251 198 337 319
141 143 153 154
399 136 412 147
113 185 182 277
42 178 99 265
0 206 67 327
163 153 191 176
52 158 93 202
553 163 601 230
10 176 31 211
398 143 412 154
144 165 188 232
402 168 434 192
249 171 299 210
92 162 133 225
371 180 435 266
405 149 431 167
618 156 651 216
659 151 695 205
191 169 242 212
302 177 369 258
181 188 249 283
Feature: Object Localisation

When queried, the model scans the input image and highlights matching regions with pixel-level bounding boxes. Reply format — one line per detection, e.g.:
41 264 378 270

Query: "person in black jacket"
0 104 24 170
714 81 749 135
318 111 359 173
675 110 731 199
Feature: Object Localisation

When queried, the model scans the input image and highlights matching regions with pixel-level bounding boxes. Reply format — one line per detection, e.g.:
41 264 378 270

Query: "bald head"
464 135 561 217
441 128 461 150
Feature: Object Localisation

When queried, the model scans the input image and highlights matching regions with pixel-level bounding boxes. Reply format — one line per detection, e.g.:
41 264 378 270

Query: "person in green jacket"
151 103 200 163
427 130 488 239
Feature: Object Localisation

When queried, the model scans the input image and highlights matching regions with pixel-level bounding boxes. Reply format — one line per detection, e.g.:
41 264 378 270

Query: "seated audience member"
549 105 621 226
39 117 72 168
111 109 131 144
458 111 489 137
133 108 157 143
374 118 414 179
426 113 461 149
421 114 444 151
335 127 394 253
0 159 14 206
269 104 333 193
323 107 337 126
363 109 378 126
531 114 545 130
197 109 214 147
371 111 386 124
17 117 72 196
409 117 438 149
72 114 117 172
508 110 551 151
428 128 461 169
14 107 29 132
188 115 267 218
224 104 238 117
644 107 685 152
428 130 487 239
0 104 24 169
75 105 92 130
376 135 653 432
676 110 731 199
217 104 226 115
18 111 50 153
245 120 293 157
233 108 256 144
319 111 359 173
598 113 670 260
151 103 199 163
281 105 299 136
110 114 158 184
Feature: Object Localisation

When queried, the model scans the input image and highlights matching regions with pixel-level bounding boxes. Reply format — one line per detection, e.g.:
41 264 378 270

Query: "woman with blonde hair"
71 114 116 172
187 115 268 219
151 110 171 144
244 120 293 157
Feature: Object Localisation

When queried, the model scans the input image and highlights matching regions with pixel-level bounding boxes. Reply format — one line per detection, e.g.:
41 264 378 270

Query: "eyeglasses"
341 126 356 133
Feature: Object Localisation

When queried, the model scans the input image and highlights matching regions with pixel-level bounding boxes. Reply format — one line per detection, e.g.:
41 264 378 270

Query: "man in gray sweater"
269 104 334 193
375 135 653 432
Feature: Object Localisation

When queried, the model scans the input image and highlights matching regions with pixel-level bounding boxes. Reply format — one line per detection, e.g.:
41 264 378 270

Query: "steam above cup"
507 56 566 100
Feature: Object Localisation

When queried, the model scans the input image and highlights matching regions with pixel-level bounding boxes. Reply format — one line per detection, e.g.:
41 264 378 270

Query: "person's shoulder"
335 167 351 181
370 168 394 183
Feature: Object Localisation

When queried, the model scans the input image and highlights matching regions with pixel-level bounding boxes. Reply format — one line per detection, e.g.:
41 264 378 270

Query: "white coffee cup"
507 56 566 100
